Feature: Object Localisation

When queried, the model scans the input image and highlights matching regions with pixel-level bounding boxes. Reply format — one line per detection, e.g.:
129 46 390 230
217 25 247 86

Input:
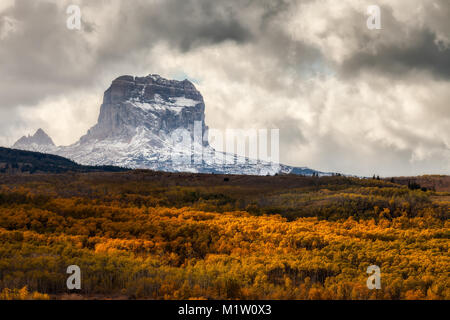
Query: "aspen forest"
0 171 448 300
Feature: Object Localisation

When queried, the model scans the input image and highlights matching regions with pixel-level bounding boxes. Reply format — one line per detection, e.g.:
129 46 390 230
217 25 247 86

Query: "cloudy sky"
0 0 449 176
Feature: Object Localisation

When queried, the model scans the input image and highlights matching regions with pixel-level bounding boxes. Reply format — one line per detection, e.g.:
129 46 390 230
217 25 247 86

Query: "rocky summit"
80 74 208 145
13 128 55 152
12 74 322 176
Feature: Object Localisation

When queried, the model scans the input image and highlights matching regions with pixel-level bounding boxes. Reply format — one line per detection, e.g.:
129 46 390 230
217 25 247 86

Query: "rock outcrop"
80 74 208 145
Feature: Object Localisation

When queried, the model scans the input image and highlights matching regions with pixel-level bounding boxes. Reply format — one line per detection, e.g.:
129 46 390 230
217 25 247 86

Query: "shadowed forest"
0 171 448 300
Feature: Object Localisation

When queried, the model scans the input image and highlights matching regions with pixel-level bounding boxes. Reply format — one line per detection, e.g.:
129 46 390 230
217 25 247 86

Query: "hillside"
387 175 450 192
0 147 128 174
0 170 448 300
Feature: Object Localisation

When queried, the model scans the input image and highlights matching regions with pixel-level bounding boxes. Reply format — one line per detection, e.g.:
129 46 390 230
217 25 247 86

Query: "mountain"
0 147 128 174
12 74 324 176
13 128 55 152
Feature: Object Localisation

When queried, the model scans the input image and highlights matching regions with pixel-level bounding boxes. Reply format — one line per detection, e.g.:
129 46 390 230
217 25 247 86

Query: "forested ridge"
0 147 128 174
0 171 448 299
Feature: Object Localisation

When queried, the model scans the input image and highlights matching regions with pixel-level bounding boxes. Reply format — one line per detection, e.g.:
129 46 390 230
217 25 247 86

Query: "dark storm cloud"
130 0 254 52
334 2 450 79
341 29 450 79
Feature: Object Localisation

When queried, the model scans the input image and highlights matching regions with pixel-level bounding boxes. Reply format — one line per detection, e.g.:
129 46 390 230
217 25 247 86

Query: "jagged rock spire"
13 128 55 149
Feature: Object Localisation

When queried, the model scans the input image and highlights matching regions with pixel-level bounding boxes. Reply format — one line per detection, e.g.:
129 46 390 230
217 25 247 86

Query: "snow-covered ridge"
128 94 200 114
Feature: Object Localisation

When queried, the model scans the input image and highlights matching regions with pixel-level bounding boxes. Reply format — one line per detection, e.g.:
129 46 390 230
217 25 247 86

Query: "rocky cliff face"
80 74 208 145
12 74 323 176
